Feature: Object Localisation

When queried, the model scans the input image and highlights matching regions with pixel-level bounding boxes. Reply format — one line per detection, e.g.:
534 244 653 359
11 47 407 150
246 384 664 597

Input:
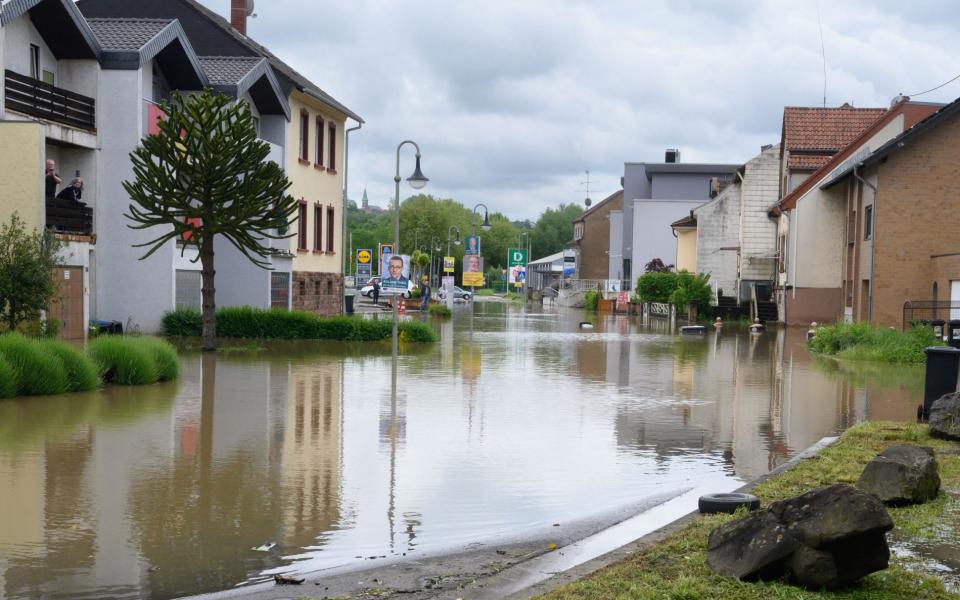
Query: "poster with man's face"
381 254 410 293
462 255 484 287
465 236 481 255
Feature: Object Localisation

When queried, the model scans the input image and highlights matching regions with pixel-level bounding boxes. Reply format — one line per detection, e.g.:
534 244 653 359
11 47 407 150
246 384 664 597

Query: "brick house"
819 97 960 329
772 99 942 325
570 189 622 281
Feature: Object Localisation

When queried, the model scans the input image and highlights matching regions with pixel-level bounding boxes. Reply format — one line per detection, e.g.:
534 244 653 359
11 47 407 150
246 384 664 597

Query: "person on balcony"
45 160 61 198
56 177 85 206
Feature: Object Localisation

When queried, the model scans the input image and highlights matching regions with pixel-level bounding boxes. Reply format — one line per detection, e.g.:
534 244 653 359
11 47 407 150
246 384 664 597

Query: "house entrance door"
50 266 84 341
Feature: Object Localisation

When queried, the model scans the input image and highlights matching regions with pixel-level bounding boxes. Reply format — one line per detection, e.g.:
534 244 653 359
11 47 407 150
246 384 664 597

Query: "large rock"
930 392 960 441
856 445 940 505
706 484 893 589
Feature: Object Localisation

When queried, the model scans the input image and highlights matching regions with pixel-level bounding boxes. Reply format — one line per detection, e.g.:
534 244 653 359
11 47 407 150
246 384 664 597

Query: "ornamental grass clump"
0 333 69 396
135 337 180 381
87 337 159 385
42 339 100 392
428 304 452 318
0 354 16 398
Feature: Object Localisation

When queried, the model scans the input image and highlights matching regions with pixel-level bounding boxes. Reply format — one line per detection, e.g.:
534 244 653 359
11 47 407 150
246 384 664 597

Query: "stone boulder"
856 445 940 505
929 392 960 441
706 484 893 589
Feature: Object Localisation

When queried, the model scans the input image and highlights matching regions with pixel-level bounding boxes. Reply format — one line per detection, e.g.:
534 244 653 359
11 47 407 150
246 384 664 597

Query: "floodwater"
0 303 923 599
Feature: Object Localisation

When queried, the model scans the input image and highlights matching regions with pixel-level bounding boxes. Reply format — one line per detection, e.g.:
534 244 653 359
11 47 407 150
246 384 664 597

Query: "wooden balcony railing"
46 197 93 236
5 70 95 131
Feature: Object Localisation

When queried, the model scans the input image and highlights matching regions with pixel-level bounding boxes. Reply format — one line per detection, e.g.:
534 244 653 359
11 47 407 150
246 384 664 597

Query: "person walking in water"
372 278 380 305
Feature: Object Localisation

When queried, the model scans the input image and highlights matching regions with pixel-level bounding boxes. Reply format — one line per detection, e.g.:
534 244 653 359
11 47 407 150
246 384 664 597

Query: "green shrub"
161 306 438 343
0 333 69 395
670 271 713 316
135 337 180 381
428 304 452 318
584 290 601 311
809 322 942 364
398 321 437 343
0 354 16 398
474 289 495 297
636 271 678 302
87 337 159 385
41 339 100 391
161 307 202 336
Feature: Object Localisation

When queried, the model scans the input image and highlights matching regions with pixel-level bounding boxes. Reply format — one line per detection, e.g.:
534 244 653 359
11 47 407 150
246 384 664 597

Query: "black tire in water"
698 492 761 514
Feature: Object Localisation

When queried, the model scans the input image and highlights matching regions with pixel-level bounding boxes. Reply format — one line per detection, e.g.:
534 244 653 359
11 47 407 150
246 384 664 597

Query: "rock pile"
706 484 892 589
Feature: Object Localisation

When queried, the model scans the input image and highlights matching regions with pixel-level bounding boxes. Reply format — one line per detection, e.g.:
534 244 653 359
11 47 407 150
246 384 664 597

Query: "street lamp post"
392 141 428 355
445 225 460 309
470 204 491 295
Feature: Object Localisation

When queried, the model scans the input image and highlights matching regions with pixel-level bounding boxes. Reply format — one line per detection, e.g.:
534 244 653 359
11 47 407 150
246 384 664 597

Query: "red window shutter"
315 116 324 166
314 204 323 251
328 123 336 169
147 104 166 136
326 206 335 252
182 216 202 241
297 200 308 249
299 110 309 161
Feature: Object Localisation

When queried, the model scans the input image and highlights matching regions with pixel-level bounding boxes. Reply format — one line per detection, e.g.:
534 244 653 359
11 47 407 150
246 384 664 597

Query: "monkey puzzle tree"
123 90 297 351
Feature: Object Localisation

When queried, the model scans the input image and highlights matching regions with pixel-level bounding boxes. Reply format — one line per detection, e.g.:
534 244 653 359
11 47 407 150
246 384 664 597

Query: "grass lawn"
539 421 960 599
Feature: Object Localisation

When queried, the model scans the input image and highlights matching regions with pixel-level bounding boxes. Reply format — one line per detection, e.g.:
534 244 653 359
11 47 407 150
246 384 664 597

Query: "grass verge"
539 421 960 600
809 322 943 364
0 333 70 395
162 307 437 343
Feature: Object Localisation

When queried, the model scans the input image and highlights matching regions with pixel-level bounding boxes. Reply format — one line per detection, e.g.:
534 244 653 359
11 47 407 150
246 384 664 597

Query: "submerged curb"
500 435 840 600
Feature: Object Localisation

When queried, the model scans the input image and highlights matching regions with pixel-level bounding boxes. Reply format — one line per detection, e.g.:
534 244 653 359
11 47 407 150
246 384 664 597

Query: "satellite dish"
245 0 255 16
584 197 592 207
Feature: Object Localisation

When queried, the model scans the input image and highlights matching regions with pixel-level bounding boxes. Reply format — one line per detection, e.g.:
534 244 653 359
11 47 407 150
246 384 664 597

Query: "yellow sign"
463 272 484 287
357 249 372 264
443 256 455 273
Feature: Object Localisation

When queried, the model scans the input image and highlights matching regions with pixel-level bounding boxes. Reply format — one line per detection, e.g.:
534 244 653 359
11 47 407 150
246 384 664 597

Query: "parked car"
437 286 473 301
359 277 415 299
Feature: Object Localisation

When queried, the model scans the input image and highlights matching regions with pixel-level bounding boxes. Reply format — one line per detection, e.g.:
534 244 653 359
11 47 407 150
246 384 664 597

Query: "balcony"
46 196 92 236
5 70 95 131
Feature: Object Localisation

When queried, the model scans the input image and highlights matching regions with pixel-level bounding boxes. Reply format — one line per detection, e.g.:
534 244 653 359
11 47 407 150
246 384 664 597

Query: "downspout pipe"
853 165 877 322
342 120 363 313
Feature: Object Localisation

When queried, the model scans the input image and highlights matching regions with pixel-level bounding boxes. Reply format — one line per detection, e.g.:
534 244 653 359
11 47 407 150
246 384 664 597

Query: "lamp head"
454 231 461 245
407 153 428 190
481 211 491 231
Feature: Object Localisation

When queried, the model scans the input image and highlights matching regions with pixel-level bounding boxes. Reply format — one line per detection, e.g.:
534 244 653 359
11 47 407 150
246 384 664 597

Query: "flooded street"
0 303 922 599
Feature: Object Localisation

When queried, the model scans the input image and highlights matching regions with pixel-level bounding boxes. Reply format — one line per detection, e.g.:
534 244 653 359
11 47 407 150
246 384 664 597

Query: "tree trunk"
200 236 216 351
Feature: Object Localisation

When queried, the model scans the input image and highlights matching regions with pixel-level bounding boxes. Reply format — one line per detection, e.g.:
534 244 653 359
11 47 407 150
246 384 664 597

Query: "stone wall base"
293 271 342 315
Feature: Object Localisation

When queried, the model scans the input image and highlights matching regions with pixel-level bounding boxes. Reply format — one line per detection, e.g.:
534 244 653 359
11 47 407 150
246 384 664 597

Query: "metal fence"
902 300 960 330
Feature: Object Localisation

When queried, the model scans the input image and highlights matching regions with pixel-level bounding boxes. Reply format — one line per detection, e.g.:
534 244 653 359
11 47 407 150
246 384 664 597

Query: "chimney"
231 0 249 35
665 148 680 163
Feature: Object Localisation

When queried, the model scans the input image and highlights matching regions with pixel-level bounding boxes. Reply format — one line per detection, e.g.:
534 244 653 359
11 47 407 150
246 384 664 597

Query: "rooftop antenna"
817 0 826 107
580 170 592 207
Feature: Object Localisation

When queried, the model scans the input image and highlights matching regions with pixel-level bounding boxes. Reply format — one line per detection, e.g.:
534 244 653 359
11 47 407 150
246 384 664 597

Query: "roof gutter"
853 165 877 323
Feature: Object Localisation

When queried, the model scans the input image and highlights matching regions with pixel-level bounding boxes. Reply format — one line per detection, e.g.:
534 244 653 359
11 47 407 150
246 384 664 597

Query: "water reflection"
0 306 922 599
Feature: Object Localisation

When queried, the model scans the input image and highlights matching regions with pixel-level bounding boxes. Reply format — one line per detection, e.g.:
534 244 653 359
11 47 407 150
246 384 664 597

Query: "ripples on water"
0 303 922 599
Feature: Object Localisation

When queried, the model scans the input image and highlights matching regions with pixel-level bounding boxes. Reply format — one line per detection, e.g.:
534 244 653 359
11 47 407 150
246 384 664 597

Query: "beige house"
669 212 697 272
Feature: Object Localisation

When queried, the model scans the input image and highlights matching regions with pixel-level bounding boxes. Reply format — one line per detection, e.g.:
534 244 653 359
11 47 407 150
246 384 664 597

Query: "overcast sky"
200 0 960 221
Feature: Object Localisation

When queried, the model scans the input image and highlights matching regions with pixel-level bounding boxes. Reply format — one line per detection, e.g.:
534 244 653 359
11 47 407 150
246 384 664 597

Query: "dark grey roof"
637 163 740 179
76 0 363 123
199 56 289 119
1 0 100 59
87 18 206 89
87 17 170 51
821 96 960 189
198 55 262 85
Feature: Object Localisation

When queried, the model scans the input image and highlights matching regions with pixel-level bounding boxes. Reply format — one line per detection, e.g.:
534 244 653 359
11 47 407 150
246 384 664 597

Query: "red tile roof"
777 100 943 211
781 105 886 156
787 153 832 170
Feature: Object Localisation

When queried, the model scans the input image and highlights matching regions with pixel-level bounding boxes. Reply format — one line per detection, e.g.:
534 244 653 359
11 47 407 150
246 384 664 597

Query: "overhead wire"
905 73 960 97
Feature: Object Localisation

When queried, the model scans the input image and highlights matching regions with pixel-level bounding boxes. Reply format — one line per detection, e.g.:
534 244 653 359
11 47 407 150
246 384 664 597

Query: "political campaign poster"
464 235 481 255
462 254 484 287
381 254 411 293
443 256 455 273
